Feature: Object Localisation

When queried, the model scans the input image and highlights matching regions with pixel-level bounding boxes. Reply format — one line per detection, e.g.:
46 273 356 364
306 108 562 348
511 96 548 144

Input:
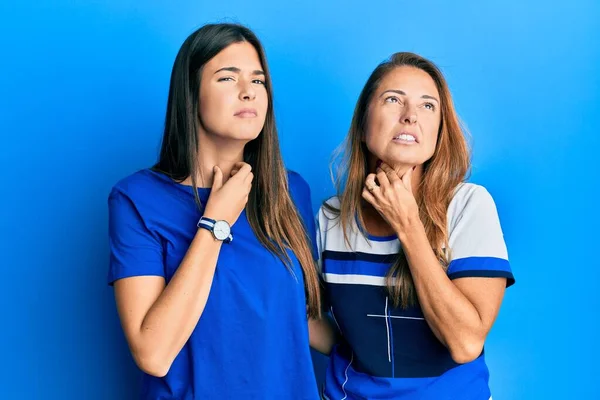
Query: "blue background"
1 0 598 398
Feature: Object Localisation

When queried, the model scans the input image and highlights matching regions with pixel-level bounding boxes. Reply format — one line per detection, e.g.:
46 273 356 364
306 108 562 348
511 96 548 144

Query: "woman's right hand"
203 162 253 226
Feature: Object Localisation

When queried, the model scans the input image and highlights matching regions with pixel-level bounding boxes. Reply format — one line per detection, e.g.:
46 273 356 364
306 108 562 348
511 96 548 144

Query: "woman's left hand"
362 162 420 235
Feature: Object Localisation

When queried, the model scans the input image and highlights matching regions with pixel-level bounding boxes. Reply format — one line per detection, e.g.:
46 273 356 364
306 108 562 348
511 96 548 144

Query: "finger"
376 169 390 188
232 161 249 173
244 171 254 185
401 166 414 193
362 186 377 205
365 173 382 198
232 163 252 180
212 166 223 190
379 162 400 182
379 162 392 173
365 173 378 189
231 168 240 176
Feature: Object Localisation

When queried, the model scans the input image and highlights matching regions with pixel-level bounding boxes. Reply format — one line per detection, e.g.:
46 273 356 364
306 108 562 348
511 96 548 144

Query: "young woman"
108 23 321 399
313 52 515 399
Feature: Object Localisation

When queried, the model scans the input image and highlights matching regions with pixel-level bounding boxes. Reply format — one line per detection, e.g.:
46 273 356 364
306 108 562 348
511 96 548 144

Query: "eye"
384 96 400 104
217 77 235 82
252 79 266 85
424 102 435 111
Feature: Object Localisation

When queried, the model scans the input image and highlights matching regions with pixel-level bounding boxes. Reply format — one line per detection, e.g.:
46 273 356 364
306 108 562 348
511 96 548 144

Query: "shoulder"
318 196 341 217
285 170 316 223
286 169 313 207
316 196 342 229
447 182 503 236
451 182 493 203
448 182 496 216
111 169 165 197
287 169 310 195
109 168 172 213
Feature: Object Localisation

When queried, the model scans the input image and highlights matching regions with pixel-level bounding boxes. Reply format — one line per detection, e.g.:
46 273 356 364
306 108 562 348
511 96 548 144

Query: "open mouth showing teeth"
393 134 417 142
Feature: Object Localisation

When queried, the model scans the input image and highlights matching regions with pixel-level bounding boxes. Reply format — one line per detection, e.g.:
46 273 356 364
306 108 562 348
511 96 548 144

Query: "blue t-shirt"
108 168 319 400
317 183 515 400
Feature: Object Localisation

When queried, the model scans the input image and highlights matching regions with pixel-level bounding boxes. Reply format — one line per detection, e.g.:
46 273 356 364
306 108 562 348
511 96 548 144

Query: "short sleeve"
315 207 334 312
447 185 515 287
287 171 319 261
316 214 323 276
107 188 165 285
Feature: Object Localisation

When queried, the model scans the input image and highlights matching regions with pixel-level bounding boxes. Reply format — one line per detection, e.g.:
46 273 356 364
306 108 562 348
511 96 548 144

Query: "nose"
239 79 256 102
400 104 417 124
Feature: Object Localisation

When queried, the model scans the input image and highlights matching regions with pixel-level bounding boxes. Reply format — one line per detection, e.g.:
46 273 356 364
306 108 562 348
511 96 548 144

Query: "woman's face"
364 66 442 169
198 41 268 142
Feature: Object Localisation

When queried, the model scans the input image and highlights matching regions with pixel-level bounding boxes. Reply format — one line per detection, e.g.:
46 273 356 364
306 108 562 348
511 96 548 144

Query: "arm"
308 314 339 355
112 164 253 377
363 163 509 364
305 200 341 355
399 223 505 363
114 229 222 377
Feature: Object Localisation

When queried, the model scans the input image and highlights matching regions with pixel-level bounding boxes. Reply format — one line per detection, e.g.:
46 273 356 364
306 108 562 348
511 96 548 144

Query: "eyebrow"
380 89 439 104
214 66 265 76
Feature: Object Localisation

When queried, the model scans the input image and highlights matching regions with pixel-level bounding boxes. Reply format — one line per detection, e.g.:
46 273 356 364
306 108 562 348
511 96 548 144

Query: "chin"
229 130 262 142
230 121 264 140
384 150 433 167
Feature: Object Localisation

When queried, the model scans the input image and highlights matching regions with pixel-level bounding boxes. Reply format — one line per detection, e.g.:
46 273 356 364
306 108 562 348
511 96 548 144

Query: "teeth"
395 134 416 142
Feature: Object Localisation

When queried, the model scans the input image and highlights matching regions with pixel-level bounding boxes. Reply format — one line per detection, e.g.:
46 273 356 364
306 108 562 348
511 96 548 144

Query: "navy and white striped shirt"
318 183 514 400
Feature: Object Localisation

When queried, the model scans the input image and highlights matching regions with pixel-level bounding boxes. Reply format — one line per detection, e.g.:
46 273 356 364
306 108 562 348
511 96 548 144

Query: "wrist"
194 226 223 244
197 216 233 244
395 213 424 243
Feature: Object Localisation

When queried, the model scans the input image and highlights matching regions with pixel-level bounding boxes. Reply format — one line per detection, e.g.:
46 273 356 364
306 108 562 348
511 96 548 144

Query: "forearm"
399 221 485 362
134 229 222 373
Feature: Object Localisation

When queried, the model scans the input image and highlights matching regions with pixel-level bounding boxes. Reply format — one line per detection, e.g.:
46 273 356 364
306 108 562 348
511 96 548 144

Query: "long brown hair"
327 52 470 308
153 23 321 317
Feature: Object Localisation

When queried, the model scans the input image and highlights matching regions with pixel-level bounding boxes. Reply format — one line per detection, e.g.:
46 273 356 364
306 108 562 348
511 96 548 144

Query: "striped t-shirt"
317 183 514 400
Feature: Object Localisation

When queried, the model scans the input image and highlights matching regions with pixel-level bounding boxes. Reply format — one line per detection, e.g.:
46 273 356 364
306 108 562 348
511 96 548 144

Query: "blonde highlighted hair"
326 52 470 308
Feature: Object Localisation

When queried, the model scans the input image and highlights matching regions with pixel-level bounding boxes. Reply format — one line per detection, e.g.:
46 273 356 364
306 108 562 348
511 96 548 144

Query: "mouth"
234 108 258 118
392 132 419 144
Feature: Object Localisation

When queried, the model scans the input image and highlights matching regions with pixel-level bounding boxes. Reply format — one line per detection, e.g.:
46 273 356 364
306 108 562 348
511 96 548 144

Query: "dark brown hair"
154 23 321 317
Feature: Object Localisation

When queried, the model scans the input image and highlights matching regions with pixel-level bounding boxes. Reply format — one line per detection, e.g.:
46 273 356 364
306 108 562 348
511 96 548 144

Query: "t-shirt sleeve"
316 213 323 276
447 186 515 287
287 171 319 261
107 188 165 285
315 207 333 311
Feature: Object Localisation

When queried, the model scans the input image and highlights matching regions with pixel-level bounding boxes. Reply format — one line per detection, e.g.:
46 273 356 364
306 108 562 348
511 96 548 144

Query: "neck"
361 158 425 236
392 164 423 196
185 130 247 188
368 158 424 196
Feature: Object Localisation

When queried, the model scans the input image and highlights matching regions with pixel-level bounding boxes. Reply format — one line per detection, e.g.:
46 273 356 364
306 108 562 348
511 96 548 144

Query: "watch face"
212 220 231 241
